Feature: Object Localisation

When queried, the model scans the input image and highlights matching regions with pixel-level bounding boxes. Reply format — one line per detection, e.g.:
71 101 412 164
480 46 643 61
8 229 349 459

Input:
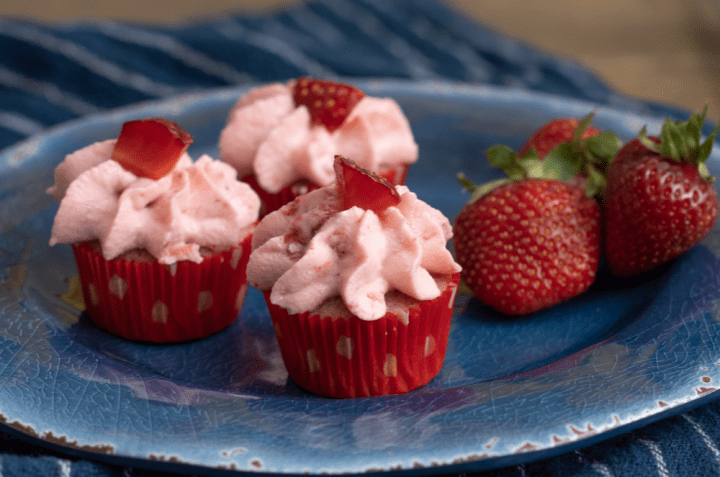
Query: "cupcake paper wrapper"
243 164 409 218
72 233 253 343
264 273 460 398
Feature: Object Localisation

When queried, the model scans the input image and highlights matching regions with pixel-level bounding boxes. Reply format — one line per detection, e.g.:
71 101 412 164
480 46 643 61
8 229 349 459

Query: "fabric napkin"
0 0 717 476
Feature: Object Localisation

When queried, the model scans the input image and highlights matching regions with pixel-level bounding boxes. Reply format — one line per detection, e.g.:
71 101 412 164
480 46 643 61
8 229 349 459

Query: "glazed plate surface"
1 80 720 475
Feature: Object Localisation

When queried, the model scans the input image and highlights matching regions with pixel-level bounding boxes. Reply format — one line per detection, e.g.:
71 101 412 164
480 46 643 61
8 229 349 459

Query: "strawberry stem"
484 114 619 198
639 106 720 181
457 172 478 192
573 112 596 144
457 173 512 204
486 145 528 180
459 114 620 205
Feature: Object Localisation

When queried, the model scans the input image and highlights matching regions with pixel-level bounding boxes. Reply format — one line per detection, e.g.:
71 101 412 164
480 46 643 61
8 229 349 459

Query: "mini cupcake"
48 118 261 343
218 77 418 216
247 155 461 398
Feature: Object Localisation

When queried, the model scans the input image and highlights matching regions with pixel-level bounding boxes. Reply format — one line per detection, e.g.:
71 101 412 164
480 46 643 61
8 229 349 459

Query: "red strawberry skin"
111 117 192 180
603 138 719 276
453 179 601 315
334 155 400 212
518 117 601 158
292 77 365 132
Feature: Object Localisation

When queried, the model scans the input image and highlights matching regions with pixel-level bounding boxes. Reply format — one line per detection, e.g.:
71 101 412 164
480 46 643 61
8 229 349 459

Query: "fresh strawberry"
518 115 602 158
293 77 365 132
111 118 193 180
453 133 605 315
603 108 720 276
453 177 601 315
334 155 400 212
492 114 620 198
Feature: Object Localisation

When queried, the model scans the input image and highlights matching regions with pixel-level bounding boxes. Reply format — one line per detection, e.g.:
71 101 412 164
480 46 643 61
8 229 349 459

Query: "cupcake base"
72 233 253 343
264 273 460 398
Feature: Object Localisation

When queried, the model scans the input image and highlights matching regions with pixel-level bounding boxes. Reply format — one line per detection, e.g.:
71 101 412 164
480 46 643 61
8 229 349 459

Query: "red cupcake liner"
264 273 460 398
242 164 409 217
72 233 253 343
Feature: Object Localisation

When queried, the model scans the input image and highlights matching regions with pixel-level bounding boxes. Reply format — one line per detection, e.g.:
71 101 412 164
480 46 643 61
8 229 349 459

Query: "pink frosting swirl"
247 185 461 321
218 81 418 193
48 141 260 265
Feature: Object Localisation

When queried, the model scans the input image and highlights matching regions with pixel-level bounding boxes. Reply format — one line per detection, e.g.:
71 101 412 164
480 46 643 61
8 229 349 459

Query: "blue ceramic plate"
1 80 720 475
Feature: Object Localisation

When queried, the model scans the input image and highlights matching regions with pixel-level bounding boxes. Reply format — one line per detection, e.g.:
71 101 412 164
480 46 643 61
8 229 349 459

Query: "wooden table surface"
2 0 719 121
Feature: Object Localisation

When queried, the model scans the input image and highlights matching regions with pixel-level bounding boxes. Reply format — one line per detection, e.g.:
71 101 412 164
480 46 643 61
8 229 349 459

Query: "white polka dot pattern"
336 335 354 359
151 300 169 323
230 247 243 269
72 236 252 343
108 274 128 299
235 283 248 311
164 262 177 276
197 291 213 313
383 354 398 377
307 349 320 373
396 310 410 326
264 273 460 398
424 335 436 357
88 283 99 306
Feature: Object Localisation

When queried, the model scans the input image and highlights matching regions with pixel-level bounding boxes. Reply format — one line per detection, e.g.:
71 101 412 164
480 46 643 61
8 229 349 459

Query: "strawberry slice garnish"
334 155 400 213
111 118 193 180
293 77 365 132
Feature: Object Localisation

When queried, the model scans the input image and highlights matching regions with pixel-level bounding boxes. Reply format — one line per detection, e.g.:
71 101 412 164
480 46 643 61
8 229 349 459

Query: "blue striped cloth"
0 1 716 476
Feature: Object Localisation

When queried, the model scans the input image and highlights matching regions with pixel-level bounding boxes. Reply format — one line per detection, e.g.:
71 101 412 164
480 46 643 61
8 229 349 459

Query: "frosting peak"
219 81 418 192
49 142 260 264
247 185 461 321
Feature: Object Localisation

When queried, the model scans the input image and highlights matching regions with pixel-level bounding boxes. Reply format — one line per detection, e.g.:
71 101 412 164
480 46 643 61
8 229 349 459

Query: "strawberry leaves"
637 107 720 181
480 113 620 199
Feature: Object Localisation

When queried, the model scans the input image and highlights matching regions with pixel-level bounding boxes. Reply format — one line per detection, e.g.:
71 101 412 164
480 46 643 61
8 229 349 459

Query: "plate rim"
1 79 718 475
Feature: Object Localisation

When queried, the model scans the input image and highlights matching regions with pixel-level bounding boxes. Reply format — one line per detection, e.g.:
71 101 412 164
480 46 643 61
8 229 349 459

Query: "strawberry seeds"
454 110 720 315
